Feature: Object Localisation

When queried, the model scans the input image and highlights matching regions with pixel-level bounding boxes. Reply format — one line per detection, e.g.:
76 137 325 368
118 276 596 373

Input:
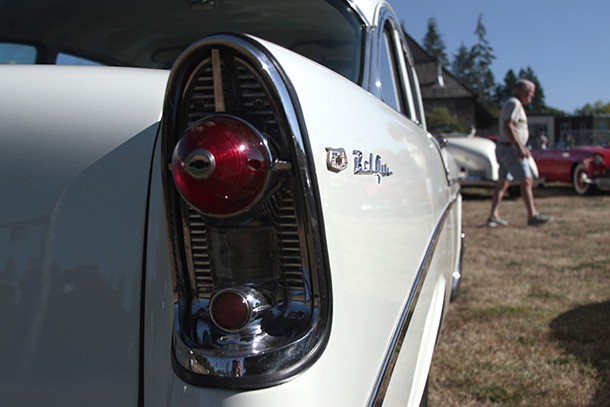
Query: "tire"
572 163 593 195
507 185 521 198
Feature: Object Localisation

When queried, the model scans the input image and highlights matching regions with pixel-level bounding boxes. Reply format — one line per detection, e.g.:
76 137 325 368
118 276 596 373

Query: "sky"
392 0 610 114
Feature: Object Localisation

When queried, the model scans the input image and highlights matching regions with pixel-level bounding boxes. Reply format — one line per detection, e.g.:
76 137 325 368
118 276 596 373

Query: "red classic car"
532 145 610 195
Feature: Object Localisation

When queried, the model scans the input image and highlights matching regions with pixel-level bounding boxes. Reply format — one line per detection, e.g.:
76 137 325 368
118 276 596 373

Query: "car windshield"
0 0 364 83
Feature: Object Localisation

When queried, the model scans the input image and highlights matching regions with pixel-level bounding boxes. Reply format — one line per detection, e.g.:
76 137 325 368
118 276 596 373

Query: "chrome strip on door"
367 198 457 407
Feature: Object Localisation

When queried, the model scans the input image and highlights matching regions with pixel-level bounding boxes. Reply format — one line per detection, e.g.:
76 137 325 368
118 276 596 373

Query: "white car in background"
442 133 539 188
0 0 463 406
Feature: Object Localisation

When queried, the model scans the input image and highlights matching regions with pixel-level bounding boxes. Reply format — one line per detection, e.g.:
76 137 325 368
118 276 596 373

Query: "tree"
422 17 449 67
451 43 474 83
494 67 553 114
575 101 610 116
470 14 495 103
518 66 546 113
494 69 518 106
425 107 471 134
450 14 495 106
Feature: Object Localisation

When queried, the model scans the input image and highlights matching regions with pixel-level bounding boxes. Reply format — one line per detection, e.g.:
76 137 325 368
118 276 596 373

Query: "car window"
57 53 104 66
0 42 37 64
376 18 426 125
404 53 425 126
378 28 401 111
0 0 364 83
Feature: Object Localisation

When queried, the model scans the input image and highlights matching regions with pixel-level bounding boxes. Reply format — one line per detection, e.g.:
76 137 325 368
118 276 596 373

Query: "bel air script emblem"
353 150 393 183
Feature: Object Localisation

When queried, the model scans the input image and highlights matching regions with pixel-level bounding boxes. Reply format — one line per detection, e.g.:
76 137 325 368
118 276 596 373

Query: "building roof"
406 34 475 100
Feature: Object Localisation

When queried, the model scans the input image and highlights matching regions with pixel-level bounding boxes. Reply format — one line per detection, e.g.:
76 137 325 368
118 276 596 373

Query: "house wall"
554 116 593 146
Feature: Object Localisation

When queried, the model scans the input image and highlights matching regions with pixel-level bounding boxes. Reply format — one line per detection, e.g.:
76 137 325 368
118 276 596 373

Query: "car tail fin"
160 34 331 389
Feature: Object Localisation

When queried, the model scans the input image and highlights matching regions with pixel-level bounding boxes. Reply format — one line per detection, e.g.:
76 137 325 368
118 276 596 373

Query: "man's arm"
504 119 530 159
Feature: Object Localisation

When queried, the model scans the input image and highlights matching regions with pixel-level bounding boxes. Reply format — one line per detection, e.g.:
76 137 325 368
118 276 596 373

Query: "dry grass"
429 186 610 407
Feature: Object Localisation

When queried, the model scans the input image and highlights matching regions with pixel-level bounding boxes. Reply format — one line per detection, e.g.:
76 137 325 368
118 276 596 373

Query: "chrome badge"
325 147 349 173
353 150 393 183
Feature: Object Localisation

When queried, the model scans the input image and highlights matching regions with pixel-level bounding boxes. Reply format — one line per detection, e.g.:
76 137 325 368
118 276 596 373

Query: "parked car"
0 0 464 406
532 145 610 195
441 133 500 186
441 133 539 188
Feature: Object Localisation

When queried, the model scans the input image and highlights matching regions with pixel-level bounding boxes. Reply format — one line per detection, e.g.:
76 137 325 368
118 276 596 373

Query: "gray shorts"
495 143 532 181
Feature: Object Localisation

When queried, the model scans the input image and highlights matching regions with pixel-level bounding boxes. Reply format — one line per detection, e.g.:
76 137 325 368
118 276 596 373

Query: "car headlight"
594 154 604 166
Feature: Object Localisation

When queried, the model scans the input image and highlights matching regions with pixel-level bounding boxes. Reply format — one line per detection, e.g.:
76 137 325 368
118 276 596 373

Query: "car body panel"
532 145 610 193
444 134 540 188
1 1 462 406
0 66 167 405
139 35 461 407
444 135 500 185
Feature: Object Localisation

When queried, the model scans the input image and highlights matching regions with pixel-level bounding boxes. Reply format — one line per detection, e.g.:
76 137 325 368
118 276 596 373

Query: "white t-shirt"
499 97 529 146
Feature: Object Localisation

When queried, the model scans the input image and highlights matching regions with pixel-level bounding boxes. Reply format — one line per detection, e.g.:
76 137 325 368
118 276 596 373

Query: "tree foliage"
518 67 546 113
450 14 495 105
494 67 548 113
423 13 583 116
493 69 518 106
425 107 471 134
451 43 475 87
422 17 449 67
574 101 610 116
469 14 496 102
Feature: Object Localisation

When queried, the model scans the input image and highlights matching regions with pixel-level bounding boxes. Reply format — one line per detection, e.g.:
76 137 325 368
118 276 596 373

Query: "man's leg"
490 179 511 220
520 176 536 220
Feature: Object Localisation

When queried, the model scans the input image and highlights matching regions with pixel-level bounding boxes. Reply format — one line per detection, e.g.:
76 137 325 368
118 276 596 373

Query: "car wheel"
507 185 521 198
572 163 592 195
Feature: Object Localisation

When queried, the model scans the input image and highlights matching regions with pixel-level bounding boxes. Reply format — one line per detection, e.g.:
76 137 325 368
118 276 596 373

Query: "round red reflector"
172 115 271 217
210 290 251 332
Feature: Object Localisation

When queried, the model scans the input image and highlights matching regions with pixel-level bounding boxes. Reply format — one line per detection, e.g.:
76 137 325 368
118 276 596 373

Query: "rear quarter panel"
155 39 457 407
0 65 168 406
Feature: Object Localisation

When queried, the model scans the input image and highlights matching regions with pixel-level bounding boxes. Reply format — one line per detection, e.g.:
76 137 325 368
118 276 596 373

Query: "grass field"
429 186 610 407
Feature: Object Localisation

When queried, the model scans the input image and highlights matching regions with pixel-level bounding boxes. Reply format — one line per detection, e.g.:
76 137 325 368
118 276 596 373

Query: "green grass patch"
473 383 523 404
528 287 561 300
479 305 533 319
563 260 607 272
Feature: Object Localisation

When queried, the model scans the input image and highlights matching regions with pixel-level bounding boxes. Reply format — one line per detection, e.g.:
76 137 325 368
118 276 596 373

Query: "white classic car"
0 0 463 406
442 133 539 188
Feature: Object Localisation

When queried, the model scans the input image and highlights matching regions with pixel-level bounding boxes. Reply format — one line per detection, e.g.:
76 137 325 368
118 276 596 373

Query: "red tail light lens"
172 115 272 217
209 289 251 332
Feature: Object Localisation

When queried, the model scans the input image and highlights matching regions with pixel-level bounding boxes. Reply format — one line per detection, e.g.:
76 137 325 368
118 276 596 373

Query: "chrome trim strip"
367 197 458 407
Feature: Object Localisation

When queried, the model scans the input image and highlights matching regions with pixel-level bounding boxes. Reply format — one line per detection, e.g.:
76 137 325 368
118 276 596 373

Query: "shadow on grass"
550 301 610 407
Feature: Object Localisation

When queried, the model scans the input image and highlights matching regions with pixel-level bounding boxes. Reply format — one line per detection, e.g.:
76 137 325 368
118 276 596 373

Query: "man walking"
487 79 552 227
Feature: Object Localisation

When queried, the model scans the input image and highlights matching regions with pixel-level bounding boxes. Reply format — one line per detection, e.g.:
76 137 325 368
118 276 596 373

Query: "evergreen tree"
494 69 518 106
423 17 449 67
494 67 551 114
517 66 546 113
470 14 495 102
451 43 474 83
450 14 495 106
575 101 610 116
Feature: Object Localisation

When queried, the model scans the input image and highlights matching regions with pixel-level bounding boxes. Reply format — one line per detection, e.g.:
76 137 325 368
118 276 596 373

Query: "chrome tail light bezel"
160 33 332 389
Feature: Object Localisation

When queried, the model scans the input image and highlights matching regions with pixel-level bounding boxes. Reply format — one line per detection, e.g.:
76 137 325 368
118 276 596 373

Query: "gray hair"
515 78 535 92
